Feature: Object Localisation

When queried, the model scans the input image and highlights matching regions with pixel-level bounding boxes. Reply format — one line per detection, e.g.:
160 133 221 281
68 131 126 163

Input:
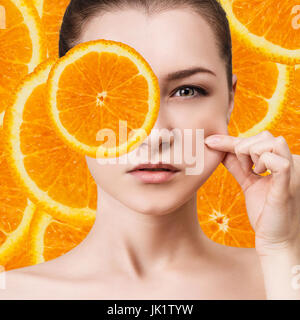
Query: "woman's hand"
204 130 300 257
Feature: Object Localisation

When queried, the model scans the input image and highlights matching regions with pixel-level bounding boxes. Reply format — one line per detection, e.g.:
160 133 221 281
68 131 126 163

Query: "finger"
205 134 255 174
237 137 276 174
234 135 273 174
230 132 274 174
222 152 261 191
204 135 241 153
250 136 294 174
236 152 253 174
252 156 268 174
204 130 274 154
254 152 291 200
234 131 275 164
249 135 293 163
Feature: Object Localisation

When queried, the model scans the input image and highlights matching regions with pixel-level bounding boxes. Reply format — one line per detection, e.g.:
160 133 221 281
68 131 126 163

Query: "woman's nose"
141 106 174 153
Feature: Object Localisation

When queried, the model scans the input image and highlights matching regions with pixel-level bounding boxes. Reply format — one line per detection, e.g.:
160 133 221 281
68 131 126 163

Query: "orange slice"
0 0 46 117
29 208 94 265
228 30 292 137
32 0 70 57
4 245 32 271
4 59 97 223
47 39 160 158
220 0 300 64
0 124 35 267
268 64 300 154
197 164 255 248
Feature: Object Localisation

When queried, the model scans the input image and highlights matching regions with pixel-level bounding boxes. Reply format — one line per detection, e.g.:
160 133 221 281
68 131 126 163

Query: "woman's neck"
76 186 209 279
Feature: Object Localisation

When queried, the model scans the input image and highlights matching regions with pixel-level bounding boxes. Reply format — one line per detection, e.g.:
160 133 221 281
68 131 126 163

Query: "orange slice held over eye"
47 39 160 158
4 59 97 223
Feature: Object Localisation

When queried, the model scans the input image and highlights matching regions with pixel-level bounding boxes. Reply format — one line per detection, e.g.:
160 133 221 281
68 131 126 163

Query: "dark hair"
59 0 233 91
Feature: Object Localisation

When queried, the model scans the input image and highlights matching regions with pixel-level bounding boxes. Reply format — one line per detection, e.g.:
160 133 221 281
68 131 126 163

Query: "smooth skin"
1 7 300 300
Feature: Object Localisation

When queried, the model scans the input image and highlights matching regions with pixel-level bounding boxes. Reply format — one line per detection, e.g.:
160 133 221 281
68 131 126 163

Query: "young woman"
2 0 300 300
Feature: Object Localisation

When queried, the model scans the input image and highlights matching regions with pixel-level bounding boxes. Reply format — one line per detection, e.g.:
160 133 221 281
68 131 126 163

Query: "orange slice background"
33 0 70 58
0 0 299 270
220 0 300 64
0 0 46 118
4 59 97 223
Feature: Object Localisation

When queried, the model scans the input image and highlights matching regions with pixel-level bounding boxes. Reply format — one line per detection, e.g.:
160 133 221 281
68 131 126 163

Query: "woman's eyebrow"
165 66 216 82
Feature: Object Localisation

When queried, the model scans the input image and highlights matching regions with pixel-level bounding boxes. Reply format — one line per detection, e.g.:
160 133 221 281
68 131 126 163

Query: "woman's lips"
127 163 180 184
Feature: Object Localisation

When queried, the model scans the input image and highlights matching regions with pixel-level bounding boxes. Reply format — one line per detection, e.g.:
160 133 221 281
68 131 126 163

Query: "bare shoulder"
201 231 257 258
206 237 263 272
203 238 266 299
0 264 50 300
0 254 80 300
0 248 111 300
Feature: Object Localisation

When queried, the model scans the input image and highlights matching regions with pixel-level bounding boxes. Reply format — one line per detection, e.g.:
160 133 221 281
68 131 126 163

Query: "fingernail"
205 136 222 145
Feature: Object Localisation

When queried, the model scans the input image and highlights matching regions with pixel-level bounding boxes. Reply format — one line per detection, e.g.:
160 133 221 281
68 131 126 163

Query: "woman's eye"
172 86 208 98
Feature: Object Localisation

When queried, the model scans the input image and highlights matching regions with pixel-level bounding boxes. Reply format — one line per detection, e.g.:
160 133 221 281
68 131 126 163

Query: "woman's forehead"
79 8 222 78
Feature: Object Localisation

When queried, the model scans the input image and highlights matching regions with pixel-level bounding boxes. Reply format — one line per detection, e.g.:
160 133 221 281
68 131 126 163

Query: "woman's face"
80 8 237 215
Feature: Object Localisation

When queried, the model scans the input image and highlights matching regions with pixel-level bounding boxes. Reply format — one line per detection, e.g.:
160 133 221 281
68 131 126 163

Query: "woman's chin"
120 196 188 216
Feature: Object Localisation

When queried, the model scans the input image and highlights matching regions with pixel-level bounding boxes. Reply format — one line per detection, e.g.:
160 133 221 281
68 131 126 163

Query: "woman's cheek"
201 116 228 172
85 156 124 188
